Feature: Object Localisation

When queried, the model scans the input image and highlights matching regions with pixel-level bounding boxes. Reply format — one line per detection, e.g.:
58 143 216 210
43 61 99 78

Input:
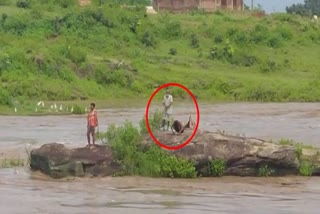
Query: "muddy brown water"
1 102 320 213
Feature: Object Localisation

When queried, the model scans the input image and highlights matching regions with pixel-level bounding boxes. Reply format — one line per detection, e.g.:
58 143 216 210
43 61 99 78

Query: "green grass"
258 164 272 177
0 1 320 110
0 158 27 168
208 159 226 177
278 138 319 176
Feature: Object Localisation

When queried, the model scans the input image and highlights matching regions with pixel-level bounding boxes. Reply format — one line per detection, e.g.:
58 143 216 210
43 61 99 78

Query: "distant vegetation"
0 0 320 110
286 0 320 17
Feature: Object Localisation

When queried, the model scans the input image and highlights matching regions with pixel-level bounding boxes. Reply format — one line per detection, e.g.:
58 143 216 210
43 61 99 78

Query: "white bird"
312 15 318 21
14 107 17 112
14 168 20 174
37 101 45 107
85 107 87 112
59 104 63 111
50 105 53 109
71 106 74 112
54 103 57 109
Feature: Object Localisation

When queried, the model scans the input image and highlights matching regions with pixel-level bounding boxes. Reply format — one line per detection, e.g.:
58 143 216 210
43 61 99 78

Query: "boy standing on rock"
160 89 173 131
87 102 98 146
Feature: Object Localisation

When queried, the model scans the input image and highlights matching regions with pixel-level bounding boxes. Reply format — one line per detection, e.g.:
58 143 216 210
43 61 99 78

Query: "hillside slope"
0 0 320 108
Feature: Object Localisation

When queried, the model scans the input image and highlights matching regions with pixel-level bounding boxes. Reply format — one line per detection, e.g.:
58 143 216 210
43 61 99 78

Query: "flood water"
1 102 320 213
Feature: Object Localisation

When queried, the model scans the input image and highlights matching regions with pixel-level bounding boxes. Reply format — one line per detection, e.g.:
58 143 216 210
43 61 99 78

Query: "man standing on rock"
87 102 98 146
160 88 173 131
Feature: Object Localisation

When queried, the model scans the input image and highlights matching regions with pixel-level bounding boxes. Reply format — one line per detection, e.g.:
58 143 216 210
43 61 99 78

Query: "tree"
286 0 320 16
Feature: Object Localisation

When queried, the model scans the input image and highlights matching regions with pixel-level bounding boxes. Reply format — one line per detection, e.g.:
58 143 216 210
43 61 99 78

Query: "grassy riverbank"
0 0 320 110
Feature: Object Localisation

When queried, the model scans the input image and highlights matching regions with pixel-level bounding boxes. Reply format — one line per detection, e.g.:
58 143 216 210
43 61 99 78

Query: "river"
1 102 320 213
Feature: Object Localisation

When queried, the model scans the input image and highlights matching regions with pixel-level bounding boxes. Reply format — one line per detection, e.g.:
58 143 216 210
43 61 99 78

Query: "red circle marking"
145 82 200 150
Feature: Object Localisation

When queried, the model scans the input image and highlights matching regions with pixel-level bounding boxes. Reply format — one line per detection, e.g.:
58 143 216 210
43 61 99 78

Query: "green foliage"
101 118 197 178
106 121 141 175
0 88 12 106
277 139 319 176
208 159 226 177
168 48 177 55
0 158 26 168
65 47 87 65
299 161 314 176
16 1 30 9
190 33 199 48
139 109 163 136
286 0 320 16
0 0 10 6
258 164 272 177
139 145 197 178
279 138 296 146
72 104 85 114
141 31 156 47
0 3 319 107
163 20 182 39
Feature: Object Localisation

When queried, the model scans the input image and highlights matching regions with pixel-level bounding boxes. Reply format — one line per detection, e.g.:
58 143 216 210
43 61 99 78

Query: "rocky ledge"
30 144 121 179
30 130 320 178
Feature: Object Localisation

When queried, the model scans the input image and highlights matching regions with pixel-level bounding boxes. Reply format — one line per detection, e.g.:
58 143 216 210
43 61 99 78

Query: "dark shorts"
87 126 95 134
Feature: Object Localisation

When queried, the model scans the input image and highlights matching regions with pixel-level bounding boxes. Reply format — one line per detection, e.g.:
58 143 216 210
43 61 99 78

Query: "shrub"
163 20 182 39
190 33 199 48
258 164 272 177
260 58 278 73
299 161 314 176
16 1 30 8
100 118 197 178
106 121 141 174
0 89 12 106
65 48 87 65
209 46 220 60
169 48 177 55
72 104 85 114
208 159 226 177
1 13 8 24
139 108 163 135
214 35 223 44
234 31 248 46
95 67 134 88
141 31 156 47
277 26 293 41
250 24 270 44
268 37 282 48
56 0 77 8
140 145 197 178
241 54 257 67
3 16 28 35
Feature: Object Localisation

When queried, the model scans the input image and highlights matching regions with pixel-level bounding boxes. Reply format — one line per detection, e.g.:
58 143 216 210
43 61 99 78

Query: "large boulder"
30 143 120 179
30 130 320 178
144 130 319 176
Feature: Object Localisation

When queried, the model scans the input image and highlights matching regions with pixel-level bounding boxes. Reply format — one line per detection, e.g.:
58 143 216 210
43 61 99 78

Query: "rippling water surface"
1 102 320 213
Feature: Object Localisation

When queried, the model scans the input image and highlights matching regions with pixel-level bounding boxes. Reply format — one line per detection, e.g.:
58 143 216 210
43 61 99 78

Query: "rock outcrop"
144 130 301 176
30 143 120 179
30 130 320 178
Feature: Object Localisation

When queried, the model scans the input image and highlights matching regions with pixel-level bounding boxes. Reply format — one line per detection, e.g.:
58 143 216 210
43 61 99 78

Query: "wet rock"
30 143 120 179
30 131 320 178
144 130 302 176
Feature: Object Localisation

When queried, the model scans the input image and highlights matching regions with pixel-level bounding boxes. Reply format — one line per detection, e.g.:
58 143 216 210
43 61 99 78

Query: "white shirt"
163 94 173 114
